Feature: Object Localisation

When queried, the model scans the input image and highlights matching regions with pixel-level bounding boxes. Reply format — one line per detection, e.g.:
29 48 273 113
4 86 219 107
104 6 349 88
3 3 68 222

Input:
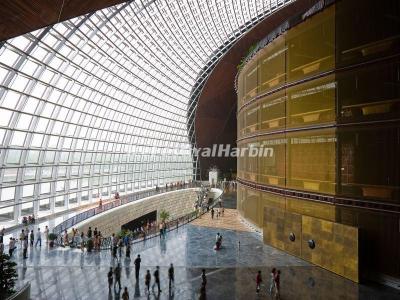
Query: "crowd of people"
21 214 36 226
106 253 179 298
0 225 50 259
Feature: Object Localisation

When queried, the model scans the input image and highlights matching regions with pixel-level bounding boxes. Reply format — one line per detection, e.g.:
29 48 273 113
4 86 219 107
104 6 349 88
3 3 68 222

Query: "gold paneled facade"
237 0 400 283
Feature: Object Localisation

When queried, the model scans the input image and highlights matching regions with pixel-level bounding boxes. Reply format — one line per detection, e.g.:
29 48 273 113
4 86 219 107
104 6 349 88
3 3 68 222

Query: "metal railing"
52 182 200 235
55 187 223 251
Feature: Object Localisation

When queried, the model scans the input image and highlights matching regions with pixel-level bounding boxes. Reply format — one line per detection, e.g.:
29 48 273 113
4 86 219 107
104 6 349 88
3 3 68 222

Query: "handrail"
56 188 223 251
52 182 201 235
5 282 31 300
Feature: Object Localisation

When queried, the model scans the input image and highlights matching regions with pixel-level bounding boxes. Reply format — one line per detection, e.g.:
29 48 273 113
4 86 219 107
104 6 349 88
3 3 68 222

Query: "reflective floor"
10 223 400 300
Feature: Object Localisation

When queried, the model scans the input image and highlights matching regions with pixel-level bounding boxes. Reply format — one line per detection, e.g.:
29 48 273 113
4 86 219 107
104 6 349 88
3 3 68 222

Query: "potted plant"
86 239 94 252
48 233 58 247
0 253 18 299
159 209 170 222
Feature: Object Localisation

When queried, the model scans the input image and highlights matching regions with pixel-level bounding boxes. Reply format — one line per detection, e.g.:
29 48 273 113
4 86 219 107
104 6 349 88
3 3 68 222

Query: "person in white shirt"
44 226 49 244
9 238 16 257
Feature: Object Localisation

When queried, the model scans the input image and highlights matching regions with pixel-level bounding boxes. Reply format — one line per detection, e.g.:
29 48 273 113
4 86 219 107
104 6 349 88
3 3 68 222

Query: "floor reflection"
10 224 400 300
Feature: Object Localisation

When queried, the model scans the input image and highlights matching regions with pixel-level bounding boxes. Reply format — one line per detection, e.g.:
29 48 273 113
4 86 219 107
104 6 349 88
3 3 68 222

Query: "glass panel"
287 75 336 128
286 6 335 82
338 58 400 124
339 125 400 203
259 134 286 187
258 34 286 94
286 129 336 194
259 91 286 132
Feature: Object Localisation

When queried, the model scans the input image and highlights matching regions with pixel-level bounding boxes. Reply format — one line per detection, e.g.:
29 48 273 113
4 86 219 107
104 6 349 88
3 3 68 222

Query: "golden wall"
237 0 400 282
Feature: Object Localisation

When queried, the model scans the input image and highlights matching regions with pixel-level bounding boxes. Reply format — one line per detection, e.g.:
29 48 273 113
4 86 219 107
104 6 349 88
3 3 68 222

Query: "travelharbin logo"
192 144 274 158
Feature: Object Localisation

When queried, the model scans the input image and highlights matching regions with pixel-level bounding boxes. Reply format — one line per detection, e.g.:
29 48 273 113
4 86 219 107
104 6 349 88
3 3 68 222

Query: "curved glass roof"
0 0 294 223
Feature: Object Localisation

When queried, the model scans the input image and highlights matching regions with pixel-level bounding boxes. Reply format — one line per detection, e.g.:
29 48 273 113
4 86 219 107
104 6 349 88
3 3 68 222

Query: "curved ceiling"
0 0 296 221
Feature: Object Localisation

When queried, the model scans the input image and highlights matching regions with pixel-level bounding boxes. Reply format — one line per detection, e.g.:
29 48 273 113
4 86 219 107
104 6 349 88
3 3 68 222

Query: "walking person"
23 237 28 259
269 268 276 296
122 287 130 300
256 270 262 294
152 266 161 294
134 254 141 280
211 208 214 219
35 228 42 247
114 263 122 291
145 270 151 294
274 270 281 299
107 267 114 292
0 242 4 255
168 263 174 289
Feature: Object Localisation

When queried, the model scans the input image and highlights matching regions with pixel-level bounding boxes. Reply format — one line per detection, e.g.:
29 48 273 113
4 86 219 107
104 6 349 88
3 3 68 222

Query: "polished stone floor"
9 223 400 300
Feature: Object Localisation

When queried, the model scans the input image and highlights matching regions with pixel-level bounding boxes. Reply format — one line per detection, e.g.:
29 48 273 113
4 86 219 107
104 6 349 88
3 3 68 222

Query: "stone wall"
74 188 199 236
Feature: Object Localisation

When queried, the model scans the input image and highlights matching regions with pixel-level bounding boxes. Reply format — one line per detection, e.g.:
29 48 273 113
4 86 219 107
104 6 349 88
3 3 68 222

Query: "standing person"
63 230 69 246
114 263 122 291
19 229 25 247
256 270 262 293
211 208 214 219
134 254 141 280
201 269 207 287
118 238 123 257
159 223 163 239
274 270 281 299
94 227 98 237
107 267 113 292
87 227 92 239
44 226 49 244
23 237 28 259
80 232 85 251
0 242 4 254
0 227 4 243
269 268 276 295
112 234 118 258
145 270 151 294
9 238 16 257
126 243 131 258
29 230 34 247
122 287 129 300
35 228 42 247
152 266 161 294
168 263 174 289
216 233 221 242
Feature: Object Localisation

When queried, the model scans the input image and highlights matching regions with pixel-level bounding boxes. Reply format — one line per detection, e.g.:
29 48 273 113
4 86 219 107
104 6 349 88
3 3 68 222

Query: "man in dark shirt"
168 263 174 289
134 254 141 280
152 266 161 294
87 227 92 239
